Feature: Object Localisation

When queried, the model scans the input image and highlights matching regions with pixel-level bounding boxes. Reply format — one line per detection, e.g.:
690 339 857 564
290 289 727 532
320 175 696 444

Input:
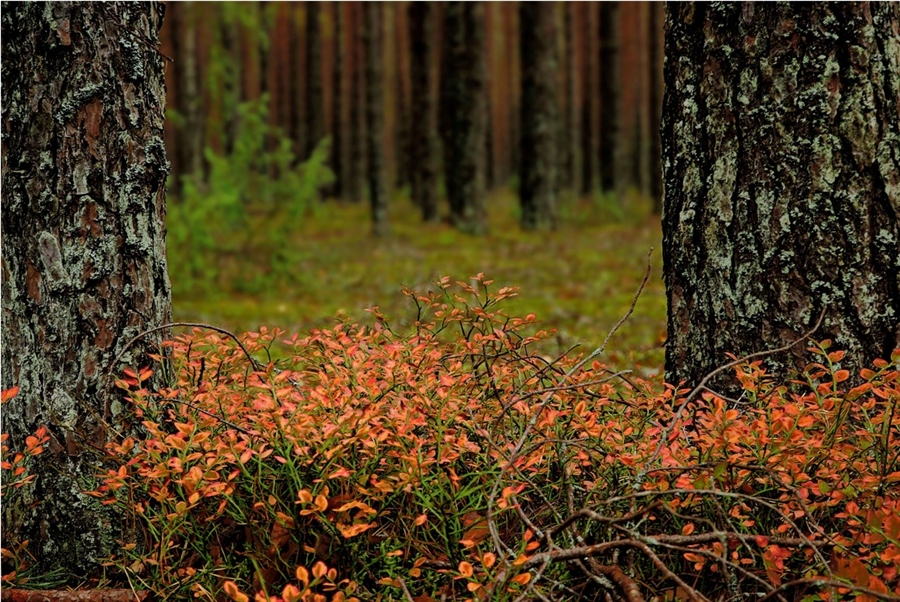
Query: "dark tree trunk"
580 3 598 198
258 1 269 98
348 2 366 203
332 2 346 199
221 8 242 156
648 1 663 213
519 1 558 231
172 2 203 192
306 1 323 158
410 2 441 223
364 3 389 236
1 1 171 579
663 2 900 396
442 1 488 234
393 5 411 191
633 2 651 198
564 2 580 196
598 1 623 197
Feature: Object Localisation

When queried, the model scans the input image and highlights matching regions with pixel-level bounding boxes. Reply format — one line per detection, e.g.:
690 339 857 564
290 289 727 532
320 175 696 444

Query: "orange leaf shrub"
3 277 898 601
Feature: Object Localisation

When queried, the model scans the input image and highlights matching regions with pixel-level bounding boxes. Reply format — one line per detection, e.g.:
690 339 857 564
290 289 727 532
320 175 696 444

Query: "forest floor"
171 188 667 374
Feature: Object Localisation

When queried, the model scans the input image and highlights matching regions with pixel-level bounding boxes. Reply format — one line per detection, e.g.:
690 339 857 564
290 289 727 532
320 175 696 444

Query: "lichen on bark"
1 1 171 579
662 2 900 395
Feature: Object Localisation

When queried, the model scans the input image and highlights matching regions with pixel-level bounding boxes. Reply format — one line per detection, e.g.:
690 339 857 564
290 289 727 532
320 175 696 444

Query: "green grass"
170 188 666 374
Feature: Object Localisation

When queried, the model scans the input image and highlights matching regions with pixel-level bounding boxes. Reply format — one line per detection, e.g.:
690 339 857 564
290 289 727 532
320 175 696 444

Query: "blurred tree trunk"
633 2 651 198
410 2 441 222
172 2 204 194
305 1 323 157
258 2 269 98
598 2 623 197
442 1 487 234
1 1 171 579
564 2 580 196
648 1 663 213
506 3 520 188
221 7 242 156
519 1 558 231
332 2 347 198
580 3 598 197
393 4 411 191
364 3 389 236
348 2 367 203
663 2 900 396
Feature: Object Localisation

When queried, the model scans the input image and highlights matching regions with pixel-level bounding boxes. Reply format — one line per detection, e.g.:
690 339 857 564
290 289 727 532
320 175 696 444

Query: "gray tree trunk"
410 1 441 223
1 1 171 579
365 3 389 236
442 1 488 234
663 2 900 396
598 2 623 198
519 1 558 231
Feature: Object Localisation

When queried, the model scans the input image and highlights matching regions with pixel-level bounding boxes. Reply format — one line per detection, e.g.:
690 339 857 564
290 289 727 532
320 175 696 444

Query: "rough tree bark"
1 1 171 578
305 1 323 158
442 1 488 234
663 2 900 395
364 3 389 236
409 2 441 223
519 1 558 231
598 1 623 197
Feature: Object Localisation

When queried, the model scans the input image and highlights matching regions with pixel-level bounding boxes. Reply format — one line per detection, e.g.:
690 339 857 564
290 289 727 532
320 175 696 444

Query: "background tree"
332 2 347 199
409 1 441 223
598 2 623 198
519 1 558 231
442 1 488 233
663 2 900 395
305 1 323 159
348 2 366 203
170 2 204 194
648 1 663 213
365 3 389 236
1 1 171 578
563 2 581 196
580 3 599 198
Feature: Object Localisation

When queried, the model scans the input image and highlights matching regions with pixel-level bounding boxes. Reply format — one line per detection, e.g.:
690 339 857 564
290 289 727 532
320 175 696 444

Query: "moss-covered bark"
1 1 171 579
663 2 900 395
519 1 558 231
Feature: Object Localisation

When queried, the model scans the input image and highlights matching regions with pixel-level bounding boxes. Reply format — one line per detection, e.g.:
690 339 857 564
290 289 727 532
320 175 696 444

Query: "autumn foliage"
3 276 899 601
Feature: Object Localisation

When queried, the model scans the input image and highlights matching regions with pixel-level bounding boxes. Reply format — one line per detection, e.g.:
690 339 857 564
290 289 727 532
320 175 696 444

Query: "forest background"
162 1 667 372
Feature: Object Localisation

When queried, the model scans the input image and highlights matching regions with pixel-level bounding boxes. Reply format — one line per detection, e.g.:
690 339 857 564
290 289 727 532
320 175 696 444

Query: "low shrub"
3 277 899 601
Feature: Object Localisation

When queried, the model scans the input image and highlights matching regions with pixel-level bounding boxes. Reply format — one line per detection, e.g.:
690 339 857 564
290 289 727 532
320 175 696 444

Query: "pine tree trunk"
519 1 558 231
443 1 487 234
221 8 242 156
174 2 203 191
332 2 346 199
306 1 323 157
348 2 366 204
580 3 598 198
598 2 623 198
634 2 651 198
1 1 171 579
564 2 581 196
410 2 441 223
648 1 663 214
663 2 900 395
364 3 389 236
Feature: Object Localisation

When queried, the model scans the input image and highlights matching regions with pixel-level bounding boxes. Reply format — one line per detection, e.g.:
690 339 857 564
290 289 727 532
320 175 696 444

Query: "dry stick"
633 307 826 490
756 579 900 602
485 251 654 597
396 578 415 602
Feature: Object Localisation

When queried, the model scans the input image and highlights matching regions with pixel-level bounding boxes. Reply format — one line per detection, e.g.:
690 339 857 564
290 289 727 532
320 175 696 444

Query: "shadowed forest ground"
171 190 667 374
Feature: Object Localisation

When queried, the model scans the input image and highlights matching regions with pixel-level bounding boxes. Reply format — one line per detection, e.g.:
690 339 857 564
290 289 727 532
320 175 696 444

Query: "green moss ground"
171 189 666 374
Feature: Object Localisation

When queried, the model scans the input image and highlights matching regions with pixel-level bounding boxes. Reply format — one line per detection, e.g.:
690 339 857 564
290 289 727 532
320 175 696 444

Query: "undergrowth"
4 276 898 601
